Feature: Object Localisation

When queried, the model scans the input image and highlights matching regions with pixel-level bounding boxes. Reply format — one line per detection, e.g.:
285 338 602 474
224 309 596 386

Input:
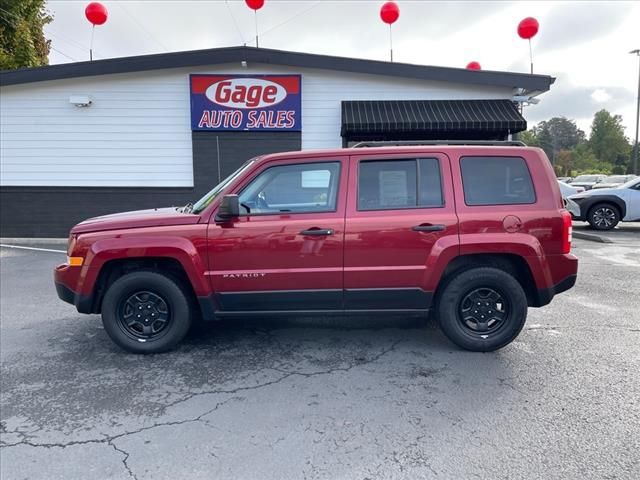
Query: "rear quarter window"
460 156 536 206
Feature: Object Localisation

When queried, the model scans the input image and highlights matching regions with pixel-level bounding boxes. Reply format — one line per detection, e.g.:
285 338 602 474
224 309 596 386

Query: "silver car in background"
570 174 607 190
591 174 637 190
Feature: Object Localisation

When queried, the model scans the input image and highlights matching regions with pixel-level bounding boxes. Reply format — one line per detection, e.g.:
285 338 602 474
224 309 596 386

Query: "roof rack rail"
350 140 527 148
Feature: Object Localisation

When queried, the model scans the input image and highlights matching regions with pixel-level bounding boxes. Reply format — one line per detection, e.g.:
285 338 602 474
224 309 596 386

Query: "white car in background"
558 180 584 198
568 177 640 230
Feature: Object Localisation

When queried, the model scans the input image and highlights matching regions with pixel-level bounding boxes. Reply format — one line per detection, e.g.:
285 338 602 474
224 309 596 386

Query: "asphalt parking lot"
572 221 640 244
1 237 639 480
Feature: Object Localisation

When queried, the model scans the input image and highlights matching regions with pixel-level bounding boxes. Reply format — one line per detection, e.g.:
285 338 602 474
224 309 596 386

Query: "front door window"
238 162 341 215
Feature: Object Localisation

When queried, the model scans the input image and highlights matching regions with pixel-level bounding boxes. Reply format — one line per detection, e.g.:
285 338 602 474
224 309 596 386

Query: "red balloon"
518 17 539 39
466 61 481 70
245 0 265 10
85 2 108 26
380 1 400 25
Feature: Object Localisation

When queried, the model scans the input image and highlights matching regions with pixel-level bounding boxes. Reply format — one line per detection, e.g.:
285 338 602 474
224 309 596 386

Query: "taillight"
561 210 572 254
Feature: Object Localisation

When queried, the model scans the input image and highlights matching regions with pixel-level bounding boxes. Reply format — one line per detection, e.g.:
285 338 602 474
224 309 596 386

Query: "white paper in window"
379 170 408 206
301 170 331 188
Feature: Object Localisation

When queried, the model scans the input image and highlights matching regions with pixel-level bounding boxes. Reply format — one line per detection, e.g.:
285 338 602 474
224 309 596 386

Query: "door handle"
299 228 334 236
412 224 446 232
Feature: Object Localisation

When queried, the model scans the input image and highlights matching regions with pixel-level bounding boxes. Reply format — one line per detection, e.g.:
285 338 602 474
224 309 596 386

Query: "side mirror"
215 194 240 222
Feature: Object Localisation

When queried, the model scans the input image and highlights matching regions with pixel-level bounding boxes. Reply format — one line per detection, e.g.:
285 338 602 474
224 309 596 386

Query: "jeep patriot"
55 143 578 353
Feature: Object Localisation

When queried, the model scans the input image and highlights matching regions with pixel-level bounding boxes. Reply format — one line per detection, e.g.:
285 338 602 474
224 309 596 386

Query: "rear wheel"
101 271 192 354
587 203 620 230
436 267 527 352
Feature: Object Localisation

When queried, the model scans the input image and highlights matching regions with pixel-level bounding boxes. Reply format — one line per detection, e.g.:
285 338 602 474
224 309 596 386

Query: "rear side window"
358 158 443 210
460 156 535 206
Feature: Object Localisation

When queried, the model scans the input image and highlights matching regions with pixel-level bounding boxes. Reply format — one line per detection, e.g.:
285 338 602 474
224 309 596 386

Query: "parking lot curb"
0 238 67 245
573 231 613 243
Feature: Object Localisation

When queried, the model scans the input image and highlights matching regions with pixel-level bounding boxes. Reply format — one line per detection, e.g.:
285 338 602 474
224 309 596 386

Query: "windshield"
618 177 640 189
573 175 600 182
192 159 256 213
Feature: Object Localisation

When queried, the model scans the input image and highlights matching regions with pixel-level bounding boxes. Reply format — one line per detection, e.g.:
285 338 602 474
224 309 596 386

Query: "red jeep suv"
55 142 578 354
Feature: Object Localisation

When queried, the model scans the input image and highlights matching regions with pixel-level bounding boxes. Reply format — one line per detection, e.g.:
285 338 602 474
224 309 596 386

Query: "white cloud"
590 89 612 103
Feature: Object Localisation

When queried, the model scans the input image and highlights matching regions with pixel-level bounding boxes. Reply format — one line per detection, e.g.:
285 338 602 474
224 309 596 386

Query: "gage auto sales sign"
189 74 301 131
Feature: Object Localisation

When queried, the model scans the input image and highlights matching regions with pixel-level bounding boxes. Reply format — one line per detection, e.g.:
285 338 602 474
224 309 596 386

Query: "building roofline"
0 46 554 92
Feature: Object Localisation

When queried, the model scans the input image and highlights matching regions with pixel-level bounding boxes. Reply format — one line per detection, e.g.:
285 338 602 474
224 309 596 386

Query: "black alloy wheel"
436 267 527 352
588 204 620 230
458 287 508 336
117 291 171 340
101 271 192 354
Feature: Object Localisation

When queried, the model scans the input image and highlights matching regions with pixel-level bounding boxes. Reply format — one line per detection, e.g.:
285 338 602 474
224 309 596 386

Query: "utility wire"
0 8 80 63
1 4 107 59
225 0 247 45
116 2 169 52
259 0 322 37
50 46 78 62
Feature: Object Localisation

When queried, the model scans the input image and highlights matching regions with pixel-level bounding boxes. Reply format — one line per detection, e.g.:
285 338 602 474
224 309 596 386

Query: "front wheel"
587 203 620 230
101 271 192 354
436 267 527 352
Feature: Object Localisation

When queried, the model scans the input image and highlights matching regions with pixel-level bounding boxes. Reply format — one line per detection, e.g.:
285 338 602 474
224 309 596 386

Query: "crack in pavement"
0 340 402 458
108 440 138 480
154 339 402 412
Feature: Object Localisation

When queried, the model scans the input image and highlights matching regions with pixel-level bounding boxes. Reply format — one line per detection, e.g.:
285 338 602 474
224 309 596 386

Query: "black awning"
341 99 526 137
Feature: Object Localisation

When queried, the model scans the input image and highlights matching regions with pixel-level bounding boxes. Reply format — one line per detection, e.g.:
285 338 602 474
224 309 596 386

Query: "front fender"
576 195 627 220
77 236 209 296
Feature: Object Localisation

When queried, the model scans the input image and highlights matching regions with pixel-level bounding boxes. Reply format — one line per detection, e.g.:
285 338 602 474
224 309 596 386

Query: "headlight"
569 194 588 201
67 234 77 256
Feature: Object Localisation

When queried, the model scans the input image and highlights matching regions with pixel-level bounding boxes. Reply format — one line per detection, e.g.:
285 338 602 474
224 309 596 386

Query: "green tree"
571 143 612 174
631 142 639 175
530 117 586 164
518 129 540 147
0 0 52 70
555 149 574 176
588 110 631 169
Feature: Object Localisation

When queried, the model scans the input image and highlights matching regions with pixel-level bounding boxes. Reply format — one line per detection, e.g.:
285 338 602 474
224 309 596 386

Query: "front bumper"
54 264 94 313
565 198 581 219
55 281 76 305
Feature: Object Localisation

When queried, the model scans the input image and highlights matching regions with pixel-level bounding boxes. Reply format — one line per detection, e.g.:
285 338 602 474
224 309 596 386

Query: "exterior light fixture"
69 95 92 107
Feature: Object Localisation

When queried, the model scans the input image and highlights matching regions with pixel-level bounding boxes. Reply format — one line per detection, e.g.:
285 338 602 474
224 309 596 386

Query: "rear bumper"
535 274 577 307
532 252 578 307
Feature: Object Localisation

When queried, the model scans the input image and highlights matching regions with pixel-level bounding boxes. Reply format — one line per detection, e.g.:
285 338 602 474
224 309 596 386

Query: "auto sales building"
0 46 554 237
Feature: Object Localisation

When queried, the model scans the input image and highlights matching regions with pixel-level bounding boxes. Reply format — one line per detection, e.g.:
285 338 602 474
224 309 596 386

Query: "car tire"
587 203 620 230
436 267 527 352
101 271 192 354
